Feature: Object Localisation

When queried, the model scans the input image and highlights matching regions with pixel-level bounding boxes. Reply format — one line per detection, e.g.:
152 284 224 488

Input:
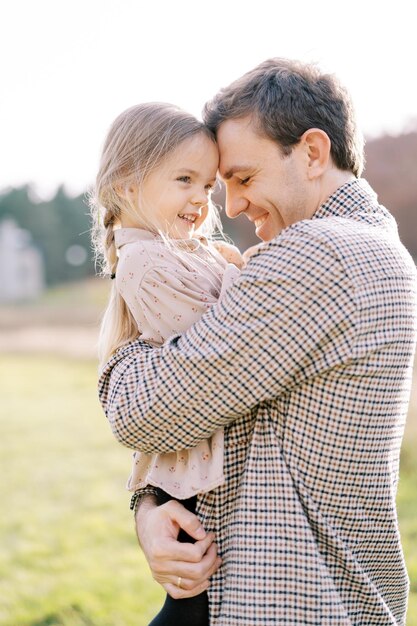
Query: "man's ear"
300 128 331 179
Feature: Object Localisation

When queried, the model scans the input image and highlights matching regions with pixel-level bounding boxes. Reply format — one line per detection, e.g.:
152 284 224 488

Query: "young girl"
90 102 244 626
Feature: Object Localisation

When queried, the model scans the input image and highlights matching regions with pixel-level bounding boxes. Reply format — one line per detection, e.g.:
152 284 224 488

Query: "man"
99 59 417 624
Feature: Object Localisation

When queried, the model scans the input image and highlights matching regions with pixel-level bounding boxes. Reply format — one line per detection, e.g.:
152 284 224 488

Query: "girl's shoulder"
114 229 174 287
115 228 173 260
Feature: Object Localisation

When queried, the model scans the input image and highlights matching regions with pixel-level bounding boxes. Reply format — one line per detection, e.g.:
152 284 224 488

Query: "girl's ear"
115 183 137 200
299 128 331 180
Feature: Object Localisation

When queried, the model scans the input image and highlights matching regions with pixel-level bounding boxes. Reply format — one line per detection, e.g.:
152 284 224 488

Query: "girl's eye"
177 176 191 183
204 183 213 192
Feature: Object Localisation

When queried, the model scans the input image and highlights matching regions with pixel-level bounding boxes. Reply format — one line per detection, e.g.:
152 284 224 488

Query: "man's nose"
225 189 248 219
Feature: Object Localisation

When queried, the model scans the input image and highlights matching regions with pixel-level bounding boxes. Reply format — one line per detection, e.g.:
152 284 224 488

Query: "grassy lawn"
0 354 164 626
0 353 416 625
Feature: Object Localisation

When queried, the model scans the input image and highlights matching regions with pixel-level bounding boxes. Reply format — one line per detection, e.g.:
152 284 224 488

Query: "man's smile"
254 215 268 229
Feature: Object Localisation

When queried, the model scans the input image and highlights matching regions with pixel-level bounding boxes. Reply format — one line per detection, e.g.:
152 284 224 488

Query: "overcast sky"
1 0 416 198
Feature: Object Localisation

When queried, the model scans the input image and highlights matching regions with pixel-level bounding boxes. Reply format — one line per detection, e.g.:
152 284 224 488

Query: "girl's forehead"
165 134 219 171
178 133 218 155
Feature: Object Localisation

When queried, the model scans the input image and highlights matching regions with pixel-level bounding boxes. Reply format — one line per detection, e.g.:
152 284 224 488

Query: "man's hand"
136 497 221 599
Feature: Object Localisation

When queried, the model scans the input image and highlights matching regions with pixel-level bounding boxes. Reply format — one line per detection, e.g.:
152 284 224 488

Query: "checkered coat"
99 179 417 625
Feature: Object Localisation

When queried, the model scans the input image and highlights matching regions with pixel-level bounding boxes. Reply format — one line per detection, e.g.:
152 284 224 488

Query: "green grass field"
0 353 416 625
0 354 164 626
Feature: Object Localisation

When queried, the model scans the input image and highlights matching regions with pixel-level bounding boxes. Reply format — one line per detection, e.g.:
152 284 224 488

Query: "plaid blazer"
99 179 417 625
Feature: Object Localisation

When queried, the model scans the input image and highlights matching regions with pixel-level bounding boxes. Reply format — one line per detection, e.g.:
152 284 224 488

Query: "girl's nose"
191 190 209 207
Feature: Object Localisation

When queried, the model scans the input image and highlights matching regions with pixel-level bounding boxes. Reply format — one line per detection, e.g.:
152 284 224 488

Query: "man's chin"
254 221 280 242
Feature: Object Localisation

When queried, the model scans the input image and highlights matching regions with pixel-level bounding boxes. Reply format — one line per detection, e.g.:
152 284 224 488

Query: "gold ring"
177 576 182 589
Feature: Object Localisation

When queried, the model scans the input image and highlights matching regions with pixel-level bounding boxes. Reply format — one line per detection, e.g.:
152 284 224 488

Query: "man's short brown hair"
203 58 364 177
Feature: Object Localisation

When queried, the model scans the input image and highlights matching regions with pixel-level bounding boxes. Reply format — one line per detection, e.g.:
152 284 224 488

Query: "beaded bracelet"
130 486 159 515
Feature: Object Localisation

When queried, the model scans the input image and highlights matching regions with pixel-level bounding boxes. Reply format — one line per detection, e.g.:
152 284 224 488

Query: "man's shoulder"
274 206 403 260
247 222 346 289
279 213 373 245
264 217 353 267
270 213 416 286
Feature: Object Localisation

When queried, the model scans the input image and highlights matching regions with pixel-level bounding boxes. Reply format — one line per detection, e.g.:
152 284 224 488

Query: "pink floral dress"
114 227 240 498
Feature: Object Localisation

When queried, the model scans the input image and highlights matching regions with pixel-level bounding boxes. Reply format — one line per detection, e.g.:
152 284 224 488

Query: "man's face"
217 116 312 241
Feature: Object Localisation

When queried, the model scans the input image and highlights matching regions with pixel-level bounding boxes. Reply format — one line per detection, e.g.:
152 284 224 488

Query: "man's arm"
99 225 355 453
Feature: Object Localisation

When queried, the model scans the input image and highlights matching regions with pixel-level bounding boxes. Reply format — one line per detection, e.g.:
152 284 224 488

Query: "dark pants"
148 488 209 626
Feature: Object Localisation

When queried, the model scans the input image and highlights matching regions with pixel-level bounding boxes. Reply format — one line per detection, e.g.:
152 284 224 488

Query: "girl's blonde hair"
90 102 222 369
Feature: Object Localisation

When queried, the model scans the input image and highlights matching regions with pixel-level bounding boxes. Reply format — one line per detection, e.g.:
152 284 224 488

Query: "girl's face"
138 133 219 239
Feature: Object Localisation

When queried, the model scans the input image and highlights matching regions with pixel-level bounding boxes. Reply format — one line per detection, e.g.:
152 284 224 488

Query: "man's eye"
177 176 191 183
239 177 250 185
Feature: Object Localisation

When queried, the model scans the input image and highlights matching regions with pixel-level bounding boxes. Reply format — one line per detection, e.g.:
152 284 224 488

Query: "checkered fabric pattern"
99 179 417 625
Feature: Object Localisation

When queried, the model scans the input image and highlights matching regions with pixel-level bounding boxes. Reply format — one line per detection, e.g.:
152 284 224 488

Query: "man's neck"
309 169 356 218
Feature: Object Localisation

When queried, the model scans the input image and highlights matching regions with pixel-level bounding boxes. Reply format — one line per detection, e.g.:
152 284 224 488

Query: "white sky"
1 0 416 198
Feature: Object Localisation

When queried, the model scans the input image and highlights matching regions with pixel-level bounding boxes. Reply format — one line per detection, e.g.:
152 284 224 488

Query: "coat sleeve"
99 225 356 454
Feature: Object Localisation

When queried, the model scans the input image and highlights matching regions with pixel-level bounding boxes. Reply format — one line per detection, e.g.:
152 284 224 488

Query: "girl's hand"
212 241 245 269
242 243 264 266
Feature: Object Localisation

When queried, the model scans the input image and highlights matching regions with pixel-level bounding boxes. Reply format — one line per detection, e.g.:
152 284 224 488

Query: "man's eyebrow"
221 165 251 180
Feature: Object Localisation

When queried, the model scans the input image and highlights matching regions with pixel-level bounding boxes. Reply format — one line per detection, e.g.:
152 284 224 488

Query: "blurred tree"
0 185 94 285
363 131 417 260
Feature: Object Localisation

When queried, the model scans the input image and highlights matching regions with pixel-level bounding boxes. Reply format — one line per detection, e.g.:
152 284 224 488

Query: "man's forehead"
217 117 260 174
219 164 253 181
217 119 262 180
